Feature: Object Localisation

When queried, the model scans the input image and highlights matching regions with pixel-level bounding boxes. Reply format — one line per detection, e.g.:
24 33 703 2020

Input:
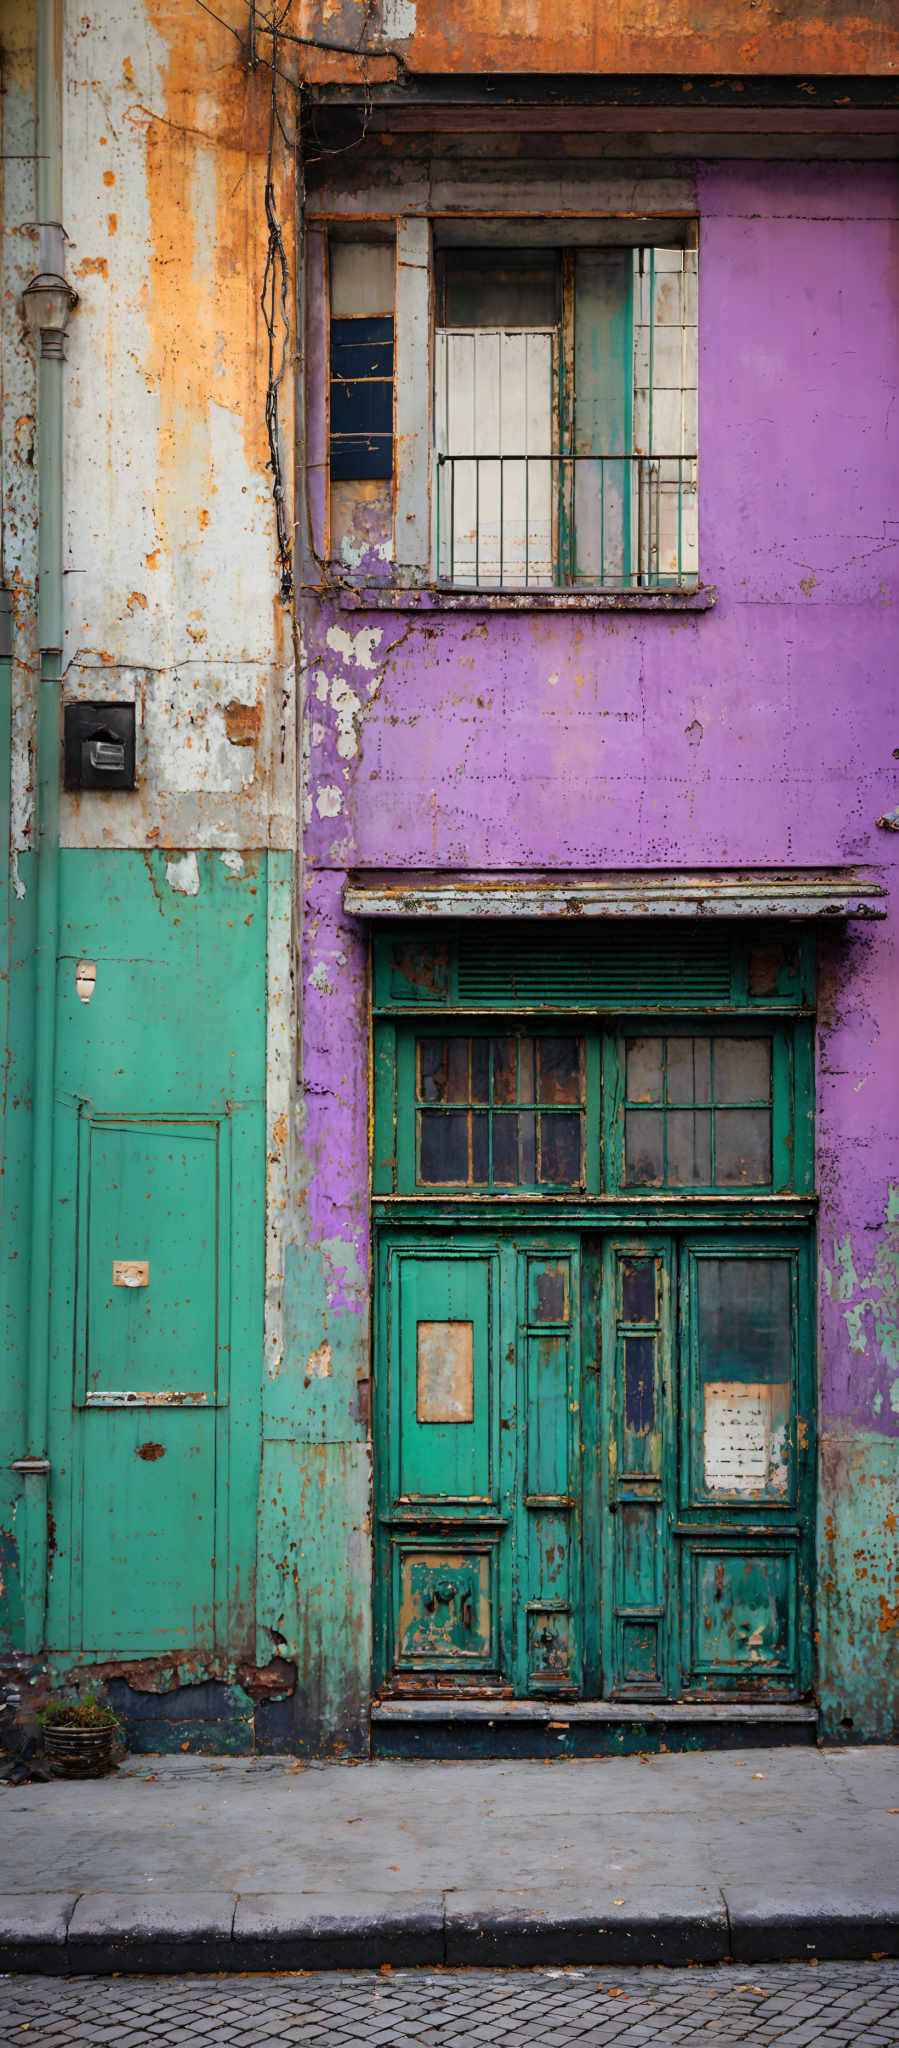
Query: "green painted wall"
3 849 268 1685
0 852 36 1648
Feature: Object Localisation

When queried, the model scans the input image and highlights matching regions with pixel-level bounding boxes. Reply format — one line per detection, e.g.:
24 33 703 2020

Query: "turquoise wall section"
2 850 268 1692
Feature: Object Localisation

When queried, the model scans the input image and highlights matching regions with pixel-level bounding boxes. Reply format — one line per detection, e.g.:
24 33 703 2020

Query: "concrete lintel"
344 867 887 922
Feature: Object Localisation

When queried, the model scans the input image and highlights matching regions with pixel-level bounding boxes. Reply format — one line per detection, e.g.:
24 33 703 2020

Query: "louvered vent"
455 928 733 1009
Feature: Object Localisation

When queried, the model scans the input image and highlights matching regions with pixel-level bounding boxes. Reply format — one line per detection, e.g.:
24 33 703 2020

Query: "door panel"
78 1120 222 1404
598 1238 675 1700
392 1251 496 1505
393 1541 497 1672
681 1543 798 1688
376 1232 581 1694
53 1112 232 1657
518 1246 581 1694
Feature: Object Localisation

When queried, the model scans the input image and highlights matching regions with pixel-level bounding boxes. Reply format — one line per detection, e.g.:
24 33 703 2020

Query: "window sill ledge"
334 585 717 615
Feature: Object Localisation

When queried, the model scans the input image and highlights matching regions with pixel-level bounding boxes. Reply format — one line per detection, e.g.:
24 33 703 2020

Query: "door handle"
423 1579 458 1612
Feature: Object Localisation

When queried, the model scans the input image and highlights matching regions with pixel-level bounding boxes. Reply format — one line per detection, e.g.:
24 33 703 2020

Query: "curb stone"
0 1886 896 1973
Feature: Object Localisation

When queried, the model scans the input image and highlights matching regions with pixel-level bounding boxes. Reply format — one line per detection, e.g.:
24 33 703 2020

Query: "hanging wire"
191 0 399 599
260 5 294 600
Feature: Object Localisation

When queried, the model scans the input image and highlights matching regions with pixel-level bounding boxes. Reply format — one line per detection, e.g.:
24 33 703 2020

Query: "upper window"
433 239 698 593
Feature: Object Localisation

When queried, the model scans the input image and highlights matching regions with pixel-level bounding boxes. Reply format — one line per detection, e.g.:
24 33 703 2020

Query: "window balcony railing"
435 451 698 592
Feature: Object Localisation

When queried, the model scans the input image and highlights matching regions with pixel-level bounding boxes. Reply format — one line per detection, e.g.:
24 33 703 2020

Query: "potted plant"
38 1694 121 1778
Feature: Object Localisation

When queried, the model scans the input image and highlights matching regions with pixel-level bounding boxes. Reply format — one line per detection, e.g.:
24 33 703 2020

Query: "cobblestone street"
1 1962 898 2046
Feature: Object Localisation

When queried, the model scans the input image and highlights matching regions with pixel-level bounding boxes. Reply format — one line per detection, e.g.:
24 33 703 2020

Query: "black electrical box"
64 702 136 791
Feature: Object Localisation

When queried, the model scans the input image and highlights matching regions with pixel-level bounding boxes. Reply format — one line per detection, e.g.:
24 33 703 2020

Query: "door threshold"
371 1698 818 1759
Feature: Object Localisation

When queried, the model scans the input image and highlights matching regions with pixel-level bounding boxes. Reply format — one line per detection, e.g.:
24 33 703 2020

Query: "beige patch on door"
416 1320 474 1424
113 1260 149 1288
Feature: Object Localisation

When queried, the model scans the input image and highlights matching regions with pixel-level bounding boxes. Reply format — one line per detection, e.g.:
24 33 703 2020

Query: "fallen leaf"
379 1963 392 1976
752 1772 765 1779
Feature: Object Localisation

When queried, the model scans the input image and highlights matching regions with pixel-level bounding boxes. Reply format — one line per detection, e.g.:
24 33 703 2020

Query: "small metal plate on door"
113 1260 149 1288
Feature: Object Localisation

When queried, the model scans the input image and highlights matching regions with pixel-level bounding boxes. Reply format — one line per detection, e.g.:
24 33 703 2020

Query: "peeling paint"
165 851 200 896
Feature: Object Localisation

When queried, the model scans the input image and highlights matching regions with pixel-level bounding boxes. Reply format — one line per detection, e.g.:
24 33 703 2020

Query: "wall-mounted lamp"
22 272 78 358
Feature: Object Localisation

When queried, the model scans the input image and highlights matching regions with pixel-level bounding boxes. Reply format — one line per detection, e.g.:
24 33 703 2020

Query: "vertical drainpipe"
18 0 77 1655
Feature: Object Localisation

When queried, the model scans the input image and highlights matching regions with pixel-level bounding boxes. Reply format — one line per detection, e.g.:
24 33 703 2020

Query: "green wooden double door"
374 1228 814 1702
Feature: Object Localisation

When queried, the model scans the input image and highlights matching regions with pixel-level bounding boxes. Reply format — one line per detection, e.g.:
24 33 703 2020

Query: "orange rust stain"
197 508 210 530
145 550 160 570
74 256 108 278
103 169 116 186
127 591 148 611
272 1112 288 1151
138 0 292 655
224 699 264 747
301 0 898 76
123 54 136 85
886 1510 897 1536
877 1594 899 1634
108 212 118 234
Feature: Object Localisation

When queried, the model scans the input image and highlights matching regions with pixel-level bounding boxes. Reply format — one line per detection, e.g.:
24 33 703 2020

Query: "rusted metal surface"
297 0 898 79
344 869 888 920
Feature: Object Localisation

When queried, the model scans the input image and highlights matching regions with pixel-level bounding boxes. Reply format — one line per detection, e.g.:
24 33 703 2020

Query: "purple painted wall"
299 161 899 1740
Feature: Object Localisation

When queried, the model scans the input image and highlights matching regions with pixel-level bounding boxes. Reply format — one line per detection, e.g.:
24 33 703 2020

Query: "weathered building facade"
1 0 897 1755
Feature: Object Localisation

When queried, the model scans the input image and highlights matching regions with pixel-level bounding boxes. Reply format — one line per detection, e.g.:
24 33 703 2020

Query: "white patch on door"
703 1380 789 1495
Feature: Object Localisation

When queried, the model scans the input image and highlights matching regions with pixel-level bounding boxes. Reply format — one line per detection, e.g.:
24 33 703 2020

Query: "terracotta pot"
42 1723 115 1778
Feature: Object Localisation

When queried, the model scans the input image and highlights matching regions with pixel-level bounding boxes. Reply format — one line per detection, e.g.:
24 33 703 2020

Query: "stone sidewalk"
2 1746 897 1973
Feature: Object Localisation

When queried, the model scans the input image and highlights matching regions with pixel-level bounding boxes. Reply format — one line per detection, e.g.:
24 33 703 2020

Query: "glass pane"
698 1257 792 1499
493 1037 518 1105
493 1112 519 1184
418 1110 470 1183
418 1038 470 1103
624 1335 655 1436
471 1111 489 1182
667 1109 712 1185
714 1037 771 1104
538 1113 582 1186
470 1037 490 1104
697 1257 791 1383
626 1038 663 1104
519 1037 535 1102
519 1108 536 1182
715 1108 772 1185
537 1037 582 1104
621 1259 657 1323
418 1039 446 1103
666 1036 711 1104
625 1109 664 1186
530 1260 570 1323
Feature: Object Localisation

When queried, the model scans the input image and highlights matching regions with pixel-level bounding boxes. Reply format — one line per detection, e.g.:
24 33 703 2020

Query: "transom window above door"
416 1032 586 1188
383 1021 809 1198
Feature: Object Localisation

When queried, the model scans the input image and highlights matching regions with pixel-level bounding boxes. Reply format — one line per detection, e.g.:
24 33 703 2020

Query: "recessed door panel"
393 1542 496 1670
394 1252 495 1504
79 1408 217 1657
79 1119 223 1405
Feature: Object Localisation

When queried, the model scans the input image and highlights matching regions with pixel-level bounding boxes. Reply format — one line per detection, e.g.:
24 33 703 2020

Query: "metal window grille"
433 248 698 590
